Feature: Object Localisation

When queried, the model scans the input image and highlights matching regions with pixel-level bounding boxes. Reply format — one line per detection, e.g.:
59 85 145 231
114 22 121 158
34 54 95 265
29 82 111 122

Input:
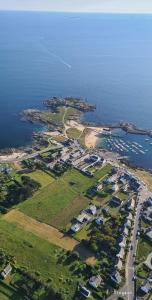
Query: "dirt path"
3 210 96 265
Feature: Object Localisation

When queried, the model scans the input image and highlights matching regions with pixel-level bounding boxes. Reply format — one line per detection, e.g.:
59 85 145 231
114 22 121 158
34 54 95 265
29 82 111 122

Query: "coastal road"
123 184 150 300
107 183 151 300
0 143 62 163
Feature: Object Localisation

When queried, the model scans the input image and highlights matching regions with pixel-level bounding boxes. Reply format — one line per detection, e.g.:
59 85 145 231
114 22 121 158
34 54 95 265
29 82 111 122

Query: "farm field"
0 219 78 300
19 166 112 228
26 170 54 188
19 176 78 227
3 210 95 265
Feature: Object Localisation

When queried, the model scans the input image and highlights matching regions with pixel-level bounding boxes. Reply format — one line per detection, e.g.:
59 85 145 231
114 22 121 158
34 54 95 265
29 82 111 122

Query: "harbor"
97 128 152 171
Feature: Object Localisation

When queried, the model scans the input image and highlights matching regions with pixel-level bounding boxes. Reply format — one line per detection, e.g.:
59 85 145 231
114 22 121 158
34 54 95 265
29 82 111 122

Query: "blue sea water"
0 11 152 169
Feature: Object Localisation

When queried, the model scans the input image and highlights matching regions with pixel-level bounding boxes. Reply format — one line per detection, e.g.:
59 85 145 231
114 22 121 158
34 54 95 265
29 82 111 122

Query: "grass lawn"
75 223 92 242
136 237 152 263
94 164 112 181
137 264 151 279
27 170 54 188
0 219 77 300
116 191 128 201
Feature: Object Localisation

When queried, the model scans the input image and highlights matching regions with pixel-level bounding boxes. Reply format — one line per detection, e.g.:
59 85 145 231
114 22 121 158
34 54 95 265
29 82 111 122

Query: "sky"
0 0 152 13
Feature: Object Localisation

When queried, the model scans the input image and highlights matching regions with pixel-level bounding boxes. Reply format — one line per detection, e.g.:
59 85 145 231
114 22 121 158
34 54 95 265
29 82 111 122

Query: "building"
127 198 135 211
89 275 103 289
70 223 81 233
145 230 152 242
143 207 152 223
87 205 97 216
76 211 91 224
1 264 12 279
116 247 125 260
102 207 109 216
123 227 129 237
127 212 133 221
110 196 121 207
115 258 123 271
124 219 131 228
110 271 122 285
95 217 104 226
118 237 126 248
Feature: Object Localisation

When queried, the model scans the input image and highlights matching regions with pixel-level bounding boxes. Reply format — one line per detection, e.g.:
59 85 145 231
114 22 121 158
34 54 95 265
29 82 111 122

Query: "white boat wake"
40 42 72 69
50 52 72 69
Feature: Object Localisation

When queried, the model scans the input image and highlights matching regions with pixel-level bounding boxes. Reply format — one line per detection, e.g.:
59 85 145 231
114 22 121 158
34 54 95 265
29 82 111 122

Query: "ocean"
0 11 152 169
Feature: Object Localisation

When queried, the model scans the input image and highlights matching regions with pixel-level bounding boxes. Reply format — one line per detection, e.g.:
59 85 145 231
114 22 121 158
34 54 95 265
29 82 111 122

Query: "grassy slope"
0 219 77 299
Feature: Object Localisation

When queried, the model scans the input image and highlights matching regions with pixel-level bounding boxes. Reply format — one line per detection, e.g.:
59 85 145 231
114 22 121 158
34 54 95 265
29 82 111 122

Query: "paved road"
107 183 151 300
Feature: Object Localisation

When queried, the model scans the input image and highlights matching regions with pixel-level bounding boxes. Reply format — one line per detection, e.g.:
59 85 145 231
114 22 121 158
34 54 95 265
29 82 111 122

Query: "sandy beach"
66 120 103 148
85 127 103 148
0 151 26 163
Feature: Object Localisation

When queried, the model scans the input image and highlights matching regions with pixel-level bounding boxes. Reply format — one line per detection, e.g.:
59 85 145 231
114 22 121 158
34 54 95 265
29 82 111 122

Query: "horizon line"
1 9 152 14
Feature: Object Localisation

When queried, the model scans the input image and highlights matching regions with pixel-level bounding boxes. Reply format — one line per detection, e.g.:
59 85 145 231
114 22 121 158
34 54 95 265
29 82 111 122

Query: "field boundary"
3 210 96 265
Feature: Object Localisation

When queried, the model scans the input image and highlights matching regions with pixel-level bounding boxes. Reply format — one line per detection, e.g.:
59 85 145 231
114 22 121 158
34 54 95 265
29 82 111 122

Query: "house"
87 205 97 216
127 198 135 211
115 258 123 271
143 207 152 223
70 223 81 233
102 207 109 216
116 247 125 260
145 197 152 207
124 219 131 228
110 196 121 207
139 281 151 296
89 275 103 289
119 237 126 248
112 183 120 193
110 271 122 285
77 212 91 224
123 227 129 236
127 212 133 221
145 230 152 242
95 217 104 226
97 183 103 191
1 264 12 279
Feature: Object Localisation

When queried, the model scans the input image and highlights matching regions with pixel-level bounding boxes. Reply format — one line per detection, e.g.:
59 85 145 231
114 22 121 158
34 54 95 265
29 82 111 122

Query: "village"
0 129 152 300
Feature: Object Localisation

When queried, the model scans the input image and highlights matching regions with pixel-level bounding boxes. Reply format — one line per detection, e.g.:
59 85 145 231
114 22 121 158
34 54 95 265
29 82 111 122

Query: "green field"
0 219 77 300
19 177 77 227
66 128 81 140
27 170 54 188
19 166 112 228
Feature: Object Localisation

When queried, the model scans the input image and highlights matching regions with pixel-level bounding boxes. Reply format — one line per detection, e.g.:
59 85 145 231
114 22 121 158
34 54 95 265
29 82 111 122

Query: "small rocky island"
43 96 96 112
